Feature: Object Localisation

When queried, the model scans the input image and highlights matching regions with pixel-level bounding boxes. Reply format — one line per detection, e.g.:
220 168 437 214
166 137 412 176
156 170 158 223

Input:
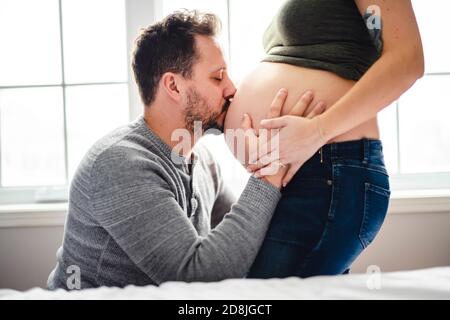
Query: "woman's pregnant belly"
224 62 380 158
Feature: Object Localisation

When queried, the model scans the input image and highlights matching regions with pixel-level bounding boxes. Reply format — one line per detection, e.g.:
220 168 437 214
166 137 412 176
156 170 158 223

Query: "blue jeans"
247 139 390 278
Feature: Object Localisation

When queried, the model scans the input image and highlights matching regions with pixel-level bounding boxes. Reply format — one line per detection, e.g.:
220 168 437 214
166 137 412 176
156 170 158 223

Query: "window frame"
387 74 450 191
0 0 130 204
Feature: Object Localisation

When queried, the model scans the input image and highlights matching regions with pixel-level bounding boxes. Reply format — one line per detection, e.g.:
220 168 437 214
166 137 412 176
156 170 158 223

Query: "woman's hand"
247 91 327 187
258 116 327 186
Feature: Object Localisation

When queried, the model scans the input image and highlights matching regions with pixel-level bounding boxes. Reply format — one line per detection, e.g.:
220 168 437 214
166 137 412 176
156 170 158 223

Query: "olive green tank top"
262 0 382 80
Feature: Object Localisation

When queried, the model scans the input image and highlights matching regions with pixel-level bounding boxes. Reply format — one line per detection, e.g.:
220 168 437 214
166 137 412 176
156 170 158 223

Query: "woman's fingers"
241 113 252 131
247 147 280 172
289 90 314 116
249 130 280 164
306 101 326 119
266 88 288 119
260 116 289 129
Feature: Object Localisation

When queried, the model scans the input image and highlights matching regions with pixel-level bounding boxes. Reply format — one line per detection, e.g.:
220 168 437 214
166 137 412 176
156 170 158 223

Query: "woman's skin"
241 88 327 189
224 61 357 167
224 0 424 186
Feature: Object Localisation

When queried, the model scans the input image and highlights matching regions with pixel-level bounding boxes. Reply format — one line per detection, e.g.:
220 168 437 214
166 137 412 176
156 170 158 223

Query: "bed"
1 267 449 299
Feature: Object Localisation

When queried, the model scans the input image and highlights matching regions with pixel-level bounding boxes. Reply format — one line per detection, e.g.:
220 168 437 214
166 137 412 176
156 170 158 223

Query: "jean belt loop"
319 146 324 163
362 139 370 164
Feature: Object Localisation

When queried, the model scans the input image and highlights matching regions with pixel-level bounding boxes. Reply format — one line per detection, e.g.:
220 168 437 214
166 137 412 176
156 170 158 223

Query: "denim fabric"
248 139 390 278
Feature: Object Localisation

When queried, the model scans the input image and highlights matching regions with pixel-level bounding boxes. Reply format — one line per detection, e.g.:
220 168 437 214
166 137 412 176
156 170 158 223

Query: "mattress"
1 267 449 300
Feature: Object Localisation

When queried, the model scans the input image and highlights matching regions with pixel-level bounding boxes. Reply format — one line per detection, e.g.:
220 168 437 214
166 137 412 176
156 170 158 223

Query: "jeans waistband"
312 139 383 164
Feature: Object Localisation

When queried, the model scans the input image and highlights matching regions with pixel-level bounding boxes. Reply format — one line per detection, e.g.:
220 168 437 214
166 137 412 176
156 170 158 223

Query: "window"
0 0 129 204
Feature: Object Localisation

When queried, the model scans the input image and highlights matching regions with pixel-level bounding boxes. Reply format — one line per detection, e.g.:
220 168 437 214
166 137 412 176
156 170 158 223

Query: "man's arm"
90 147 280 285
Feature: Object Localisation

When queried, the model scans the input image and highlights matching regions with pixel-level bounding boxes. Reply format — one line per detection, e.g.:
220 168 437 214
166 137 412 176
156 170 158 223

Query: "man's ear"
161 72 182 102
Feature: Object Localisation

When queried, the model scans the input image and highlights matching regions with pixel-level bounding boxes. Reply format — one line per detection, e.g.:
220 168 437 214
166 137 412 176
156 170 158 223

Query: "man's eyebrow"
211 66 227 73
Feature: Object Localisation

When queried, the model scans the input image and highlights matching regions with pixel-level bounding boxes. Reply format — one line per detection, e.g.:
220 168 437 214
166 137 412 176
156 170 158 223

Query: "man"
47 10 321 289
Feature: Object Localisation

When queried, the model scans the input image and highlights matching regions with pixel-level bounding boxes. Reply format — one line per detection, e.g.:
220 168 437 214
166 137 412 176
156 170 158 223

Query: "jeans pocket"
359 182 391 248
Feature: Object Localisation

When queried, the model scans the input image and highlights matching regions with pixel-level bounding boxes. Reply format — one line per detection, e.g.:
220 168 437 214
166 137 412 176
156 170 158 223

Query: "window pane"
66 84 129 178
229 0 285 83
161 0 230 62
0 0 62 86
412 0 450 73
0 87 66 186
398 75 450 173
61 0 128 84
378 103 399 175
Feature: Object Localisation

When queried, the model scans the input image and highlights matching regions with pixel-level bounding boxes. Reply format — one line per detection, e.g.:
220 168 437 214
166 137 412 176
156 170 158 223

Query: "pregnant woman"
224 0 424 277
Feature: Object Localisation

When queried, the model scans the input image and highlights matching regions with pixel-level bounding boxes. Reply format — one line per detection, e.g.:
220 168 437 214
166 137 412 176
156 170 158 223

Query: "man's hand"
246 90 326 187
241 88 290 189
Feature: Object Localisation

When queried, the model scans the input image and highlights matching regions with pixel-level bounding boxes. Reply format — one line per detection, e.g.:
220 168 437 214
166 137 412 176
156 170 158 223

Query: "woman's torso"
224 0 381 148
224 62 380 143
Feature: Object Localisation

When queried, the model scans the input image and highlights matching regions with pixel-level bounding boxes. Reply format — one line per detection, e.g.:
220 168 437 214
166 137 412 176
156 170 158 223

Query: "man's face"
182 35 236 134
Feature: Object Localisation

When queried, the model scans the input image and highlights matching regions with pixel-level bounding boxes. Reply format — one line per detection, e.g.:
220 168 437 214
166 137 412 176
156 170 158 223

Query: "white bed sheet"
1 267 449 300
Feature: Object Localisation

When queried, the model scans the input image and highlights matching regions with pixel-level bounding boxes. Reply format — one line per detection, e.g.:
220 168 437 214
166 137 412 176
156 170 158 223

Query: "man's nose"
224 78 237 100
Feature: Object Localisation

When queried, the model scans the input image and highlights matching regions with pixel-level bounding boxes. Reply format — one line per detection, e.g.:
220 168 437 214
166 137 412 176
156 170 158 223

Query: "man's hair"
132 10 221 106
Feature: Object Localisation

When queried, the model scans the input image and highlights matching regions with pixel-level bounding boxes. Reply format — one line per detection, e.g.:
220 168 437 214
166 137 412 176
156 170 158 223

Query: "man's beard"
183 87 231 134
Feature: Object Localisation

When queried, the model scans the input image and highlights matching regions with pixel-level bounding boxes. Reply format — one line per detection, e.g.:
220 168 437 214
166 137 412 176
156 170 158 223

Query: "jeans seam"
359 184 371 249
297 164 337 274
327 164 338 220
366 182 391 197
359 182 390 248
334 163 388 176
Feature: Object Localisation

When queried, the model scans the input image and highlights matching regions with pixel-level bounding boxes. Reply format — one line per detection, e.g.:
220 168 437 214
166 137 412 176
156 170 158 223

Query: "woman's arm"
255 0 424 186
319 0 424 140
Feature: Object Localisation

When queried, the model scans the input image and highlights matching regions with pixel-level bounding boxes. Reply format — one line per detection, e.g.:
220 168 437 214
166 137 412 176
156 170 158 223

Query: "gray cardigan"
47 116 281 289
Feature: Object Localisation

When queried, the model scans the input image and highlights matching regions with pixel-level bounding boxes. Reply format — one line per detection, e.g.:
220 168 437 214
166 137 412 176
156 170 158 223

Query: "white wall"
352 211 450 273
1 209 449 291
0 226 64 291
